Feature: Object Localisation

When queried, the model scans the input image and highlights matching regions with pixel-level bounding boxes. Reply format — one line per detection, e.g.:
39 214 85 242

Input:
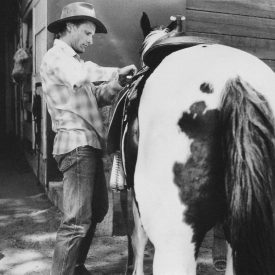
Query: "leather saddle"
143 35 218 68
143 15 218 67
107 67 150 188
107 66 149 155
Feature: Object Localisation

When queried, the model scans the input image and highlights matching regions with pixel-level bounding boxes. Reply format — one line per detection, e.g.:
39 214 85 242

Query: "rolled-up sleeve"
92 73 123 107
84 61 118 82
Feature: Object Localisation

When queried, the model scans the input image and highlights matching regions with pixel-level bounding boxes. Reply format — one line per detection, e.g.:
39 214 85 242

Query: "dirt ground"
0 191 130 275
0 140 130 275
0 138 225 275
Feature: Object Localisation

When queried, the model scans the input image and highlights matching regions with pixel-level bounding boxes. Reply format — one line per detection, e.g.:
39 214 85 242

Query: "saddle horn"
170 15 186 33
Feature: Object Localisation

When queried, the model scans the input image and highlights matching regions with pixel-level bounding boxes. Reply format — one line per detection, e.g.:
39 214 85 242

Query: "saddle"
107 67 150 190
143 15 218 67
143 35 218 68
107 66 150 154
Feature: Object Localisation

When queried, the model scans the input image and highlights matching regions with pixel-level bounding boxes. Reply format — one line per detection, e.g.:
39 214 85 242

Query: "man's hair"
54 19 89 39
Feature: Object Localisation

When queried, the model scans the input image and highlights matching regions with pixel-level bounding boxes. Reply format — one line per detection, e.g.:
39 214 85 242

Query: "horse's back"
143 44 275 111
137 44 275 173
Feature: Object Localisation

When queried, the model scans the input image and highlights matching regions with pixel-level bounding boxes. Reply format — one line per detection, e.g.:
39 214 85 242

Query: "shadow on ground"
0 136 131 275
0 136 60 274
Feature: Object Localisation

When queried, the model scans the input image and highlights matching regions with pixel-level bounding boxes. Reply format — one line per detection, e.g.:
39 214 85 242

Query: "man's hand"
118 64 137 87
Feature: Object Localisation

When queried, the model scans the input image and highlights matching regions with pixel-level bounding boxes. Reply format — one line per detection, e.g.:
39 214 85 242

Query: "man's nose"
88 36 93 45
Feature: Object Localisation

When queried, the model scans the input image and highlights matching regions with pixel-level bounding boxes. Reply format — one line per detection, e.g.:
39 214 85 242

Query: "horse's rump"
134 43 275 274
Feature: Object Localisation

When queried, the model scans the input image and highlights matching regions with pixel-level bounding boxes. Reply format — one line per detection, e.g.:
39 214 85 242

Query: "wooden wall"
186 0 275 70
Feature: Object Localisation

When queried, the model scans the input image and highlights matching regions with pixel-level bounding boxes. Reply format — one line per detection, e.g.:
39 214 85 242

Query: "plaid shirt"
40 39 122 155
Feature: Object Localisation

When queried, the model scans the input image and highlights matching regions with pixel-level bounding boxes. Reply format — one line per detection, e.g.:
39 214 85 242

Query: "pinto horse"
122 14 275 275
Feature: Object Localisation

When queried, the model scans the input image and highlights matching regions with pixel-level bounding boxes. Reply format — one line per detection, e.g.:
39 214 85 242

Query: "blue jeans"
51 146 109 275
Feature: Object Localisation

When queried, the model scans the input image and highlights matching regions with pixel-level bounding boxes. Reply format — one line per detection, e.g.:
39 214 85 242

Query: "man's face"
68 21 96 54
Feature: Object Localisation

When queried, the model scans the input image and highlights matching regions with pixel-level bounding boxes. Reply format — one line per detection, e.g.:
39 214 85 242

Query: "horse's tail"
220 76 275 275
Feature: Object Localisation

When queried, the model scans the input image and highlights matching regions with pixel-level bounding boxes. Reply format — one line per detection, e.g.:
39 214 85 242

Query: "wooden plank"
186 10 275 39
35 29 47 73
187 0 275 20
186 31 275 60
33 0 46 34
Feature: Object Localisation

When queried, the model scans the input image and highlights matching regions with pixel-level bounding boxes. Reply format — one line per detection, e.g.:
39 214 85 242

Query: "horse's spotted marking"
200 82 214 94
175 103 226 254
190 101 206 115
177 101 220 138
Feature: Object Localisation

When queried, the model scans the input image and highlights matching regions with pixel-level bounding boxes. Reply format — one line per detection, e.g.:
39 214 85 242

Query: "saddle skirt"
107 66 149 155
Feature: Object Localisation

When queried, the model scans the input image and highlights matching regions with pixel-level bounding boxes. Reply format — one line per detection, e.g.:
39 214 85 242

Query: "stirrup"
110 151 126 192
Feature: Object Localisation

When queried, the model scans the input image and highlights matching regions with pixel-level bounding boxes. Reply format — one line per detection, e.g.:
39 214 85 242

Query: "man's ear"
140 12 152 37
66 22 74 32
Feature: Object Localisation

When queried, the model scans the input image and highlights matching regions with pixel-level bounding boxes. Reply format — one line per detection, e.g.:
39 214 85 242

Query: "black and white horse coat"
125 42 275 275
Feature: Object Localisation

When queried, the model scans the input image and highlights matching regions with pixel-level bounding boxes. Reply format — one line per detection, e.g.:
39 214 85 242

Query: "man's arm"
84 61 118 82
92 64 137 107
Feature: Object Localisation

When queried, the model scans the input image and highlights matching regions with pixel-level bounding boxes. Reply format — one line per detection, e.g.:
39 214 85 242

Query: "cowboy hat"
47 2 107 34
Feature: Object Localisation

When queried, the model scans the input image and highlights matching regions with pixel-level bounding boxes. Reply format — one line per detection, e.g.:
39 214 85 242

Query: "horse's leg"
120 188 147 275
152 232 196 275
123 109 143 274
131 199 148 275
120 189 134 274
135 165 197 275
225 244 233 275
135 161 197 274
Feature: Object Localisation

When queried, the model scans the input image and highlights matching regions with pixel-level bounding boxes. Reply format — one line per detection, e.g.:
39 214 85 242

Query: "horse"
122 13 275 275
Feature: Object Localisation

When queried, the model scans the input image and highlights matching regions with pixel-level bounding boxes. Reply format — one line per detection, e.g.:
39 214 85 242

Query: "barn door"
32 0 48 186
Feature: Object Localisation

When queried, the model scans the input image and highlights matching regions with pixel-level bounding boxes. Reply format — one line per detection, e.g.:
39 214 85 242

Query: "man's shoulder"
43 45 61 59
42 45 66 67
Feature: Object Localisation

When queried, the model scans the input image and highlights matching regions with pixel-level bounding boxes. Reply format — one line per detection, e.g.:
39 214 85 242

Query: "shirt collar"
53 39 77 58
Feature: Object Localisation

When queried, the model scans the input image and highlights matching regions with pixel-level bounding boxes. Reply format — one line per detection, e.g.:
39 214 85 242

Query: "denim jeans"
51 146 109 275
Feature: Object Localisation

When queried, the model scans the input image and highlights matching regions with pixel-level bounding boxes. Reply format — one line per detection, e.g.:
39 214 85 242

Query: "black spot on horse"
190 101 206 114
175 103 226 256
178 101 219 139
200 82 214 94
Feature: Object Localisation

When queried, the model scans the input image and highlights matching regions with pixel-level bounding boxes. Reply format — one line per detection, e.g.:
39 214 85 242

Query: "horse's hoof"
125 265 134 275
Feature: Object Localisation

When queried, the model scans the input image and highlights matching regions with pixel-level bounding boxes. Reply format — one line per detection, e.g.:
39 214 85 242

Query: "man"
40 2 136 275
